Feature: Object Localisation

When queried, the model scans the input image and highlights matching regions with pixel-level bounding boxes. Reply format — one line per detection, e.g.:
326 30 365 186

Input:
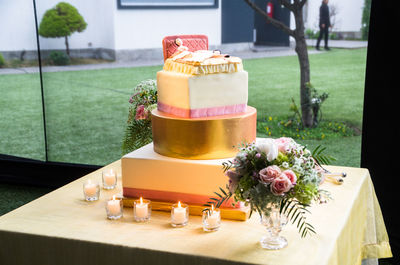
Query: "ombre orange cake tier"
151 106 257 160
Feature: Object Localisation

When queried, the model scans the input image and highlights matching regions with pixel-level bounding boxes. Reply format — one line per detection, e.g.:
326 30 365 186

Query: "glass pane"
0 0 45 161
119 0 217 7
35 1 161 165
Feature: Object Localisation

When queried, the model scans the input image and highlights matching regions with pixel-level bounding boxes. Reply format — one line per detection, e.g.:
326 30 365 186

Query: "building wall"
304 0 364 33
0 0 365 61
0 0 38 52
0 0 221 61
113 6 221 50
35 0 116 51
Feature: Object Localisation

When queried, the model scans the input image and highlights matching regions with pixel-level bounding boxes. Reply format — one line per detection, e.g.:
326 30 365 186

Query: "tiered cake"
122 35 257 220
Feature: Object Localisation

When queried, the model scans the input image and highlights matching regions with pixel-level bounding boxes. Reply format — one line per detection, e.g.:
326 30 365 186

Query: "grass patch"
257 116 358 140
0 183 52 216
0 48 367 167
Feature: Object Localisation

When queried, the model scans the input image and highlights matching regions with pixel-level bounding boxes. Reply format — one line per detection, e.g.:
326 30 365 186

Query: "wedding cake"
121 35 257 218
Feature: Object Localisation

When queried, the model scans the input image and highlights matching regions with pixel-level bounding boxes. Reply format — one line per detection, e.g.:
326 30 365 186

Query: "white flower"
255 138 279 162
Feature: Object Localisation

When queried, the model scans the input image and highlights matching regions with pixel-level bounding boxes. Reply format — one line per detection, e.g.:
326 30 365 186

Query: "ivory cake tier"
151 106 257 160
156 70 248 118
122 142 235 207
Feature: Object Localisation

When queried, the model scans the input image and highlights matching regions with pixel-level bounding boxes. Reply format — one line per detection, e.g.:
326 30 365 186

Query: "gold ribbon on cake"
151 106 257 160
163 59 243 75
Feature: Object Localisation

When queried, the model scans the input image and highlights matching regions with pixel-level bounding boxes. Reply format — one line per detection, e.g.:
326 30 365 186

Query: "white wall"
305 0 364 32
0 0 221 54
35 0 115 50
112 5 221 50
0 0 115 53
0 0 38 52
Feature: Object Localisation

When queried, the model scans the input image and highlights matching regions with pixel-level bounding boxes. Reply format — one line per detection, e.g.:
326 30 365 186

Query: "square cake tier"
156 70 248 118
122 142 233 207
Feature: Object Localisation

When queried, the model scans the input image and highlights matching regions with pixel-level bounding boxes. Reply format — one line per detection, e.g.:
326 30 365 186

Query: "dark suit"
316 2 331 49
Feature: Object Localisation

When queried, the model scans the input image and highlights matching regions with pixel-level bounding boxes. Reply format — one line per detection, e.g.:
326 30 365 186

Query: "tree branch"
243 0 295 37
279 0 294 12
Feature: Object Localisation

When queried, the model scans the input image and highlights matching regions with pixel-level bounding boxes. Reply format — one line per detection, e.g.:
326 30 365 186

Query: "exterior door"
254 0 290 46
221 0 254 44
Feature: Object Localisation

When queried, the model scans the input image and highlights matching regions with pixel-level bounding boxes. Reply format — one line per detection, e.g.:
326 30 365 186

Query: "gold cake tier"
151 106 257 159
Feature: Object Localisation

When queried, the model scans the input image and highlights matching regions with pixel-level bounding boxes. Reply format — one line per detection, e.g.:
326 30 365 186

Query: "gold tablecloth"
0 161 392 265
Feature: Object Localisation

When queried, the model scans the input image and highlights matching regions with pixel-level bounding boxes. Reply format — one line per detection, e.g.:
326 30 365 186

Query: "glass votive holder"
102 169 117 190
105 195 123 220
171 202 189 227
202 207 221 232
133 198 151 222
83 179 100 201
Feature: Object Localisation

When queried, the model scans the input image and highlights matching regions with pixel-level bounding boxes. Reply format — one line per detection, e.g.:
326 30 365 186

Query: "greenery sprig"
205 138 334 238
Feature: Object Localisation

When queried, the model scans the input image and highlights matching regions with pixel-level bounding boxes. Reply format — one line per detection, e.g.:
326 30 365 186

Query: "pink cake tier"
156 40 248 118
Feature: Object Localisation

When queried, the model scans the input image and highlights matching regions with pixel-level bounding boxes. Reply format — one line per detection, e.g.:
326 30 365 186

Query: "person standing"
316 0 331 50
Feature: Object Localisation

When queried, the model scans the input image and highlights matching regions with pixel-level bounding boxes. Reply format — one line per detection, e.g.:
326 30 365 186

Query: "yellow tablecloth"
0 161 392 265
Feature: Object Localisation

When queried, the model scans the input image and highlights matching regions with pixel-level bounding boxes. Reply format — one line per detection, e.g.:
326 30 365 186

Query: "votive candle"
171 201 188 227
202 205 221 232
106 195 123 220
134 197 151 222
83 179 100 201
102 169 117 190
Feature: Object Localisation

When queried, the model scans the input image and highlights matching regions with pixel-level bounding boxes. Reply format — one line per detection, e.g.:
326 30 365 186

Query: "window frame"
117 0 219 9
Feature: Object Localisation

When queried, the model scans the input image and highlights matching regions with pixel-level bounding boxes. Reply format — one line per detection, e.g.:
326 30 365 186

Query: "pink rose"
281 170 297 185
274 137 294 153
270 174 292 196
135 105 148 120
259 165 281 183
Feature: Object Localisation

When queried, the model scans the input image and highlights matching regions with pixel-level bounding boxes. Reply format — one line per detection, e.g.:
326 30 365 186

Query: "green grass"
0 48 367 168
0 183 52 215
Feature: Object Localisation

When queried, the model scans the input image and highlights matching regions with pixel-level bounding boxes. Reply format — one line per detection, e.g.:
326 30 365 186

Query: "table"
0 161 392 265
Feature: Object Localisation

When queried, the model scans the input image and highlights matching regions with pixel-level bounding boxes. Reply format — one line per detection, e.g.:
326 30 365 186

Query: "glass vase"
260 204 288 250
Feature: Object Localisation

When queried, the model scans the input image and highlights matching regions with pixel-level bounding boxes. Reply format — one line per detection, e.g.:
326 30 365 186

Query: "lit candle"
102 169 117 189
172 201 188 226
105 169 116 185
207 205 220 228
202 205 221 232
134 197 151 222
83 179 100 201
107 195 121 216
135 197 148 218
84 180 97 197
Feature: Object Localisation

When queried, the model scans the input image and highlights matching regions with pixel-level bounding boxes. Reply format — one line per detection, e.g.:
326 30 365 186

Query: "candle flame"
112 195 116 200
140 197 143 204
178 201 181 208
211 204 214 211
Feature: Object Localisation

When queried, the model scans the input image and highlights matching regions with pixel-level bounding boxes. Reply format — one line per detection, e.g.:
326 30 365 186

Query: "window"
117 0 218 9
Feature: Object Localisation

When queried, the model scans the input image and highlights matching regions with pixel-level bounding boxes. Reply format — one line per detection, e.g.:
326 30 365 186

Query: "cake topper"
175 38 189 53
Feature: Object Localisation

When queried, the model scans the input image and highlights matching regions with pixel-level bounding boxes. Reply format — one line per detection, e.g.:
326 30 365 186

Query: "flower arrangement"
122 79 157 154
207 137 333 238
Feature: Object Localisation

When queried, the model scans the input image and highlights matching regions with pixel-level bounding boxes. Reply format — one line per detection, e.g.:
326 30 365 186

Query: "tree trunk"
293 5 313 128
243 0 313 127
295 38 313 127
65 36 70 56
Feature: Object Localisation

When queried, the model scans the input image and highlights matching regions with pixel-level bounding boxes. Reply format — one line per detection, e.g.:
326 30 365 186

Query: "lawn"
0 48 367 167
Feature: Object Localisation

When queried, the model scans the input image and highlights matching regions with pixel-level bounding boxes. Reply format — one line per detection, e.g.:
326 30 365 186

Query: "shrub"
50 51 70 65
305 28 318 39
39 2 87 55
0 53 5 67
